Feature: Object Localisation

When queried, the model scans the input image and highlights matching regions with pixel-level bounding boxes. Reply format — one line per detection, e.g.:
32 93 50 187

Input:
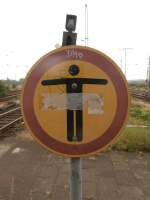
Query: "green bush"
112 127 150 152
0 81 9 97
141 110 150 121
130 104 150 123
130 107 142 118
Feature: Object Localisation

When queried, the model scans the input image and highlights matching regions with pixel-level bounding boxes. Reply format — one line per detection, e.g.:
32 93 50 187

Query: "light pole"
85 4 88 46
81 4 89 46
148 56 150 89
120 48 133 77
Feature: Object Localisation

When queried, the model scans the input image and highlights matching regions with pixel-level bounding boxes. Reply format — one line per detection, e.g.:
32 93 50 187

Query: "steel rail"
0 106 22 134
0 107 21 119
0 107 21 118
131 92 150 102
0 117 23 133
0 94 21 102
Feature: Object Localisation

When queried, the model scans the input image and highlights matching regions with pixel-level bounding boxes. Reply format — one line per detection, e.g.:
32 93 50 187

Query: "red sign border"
22 46 130 157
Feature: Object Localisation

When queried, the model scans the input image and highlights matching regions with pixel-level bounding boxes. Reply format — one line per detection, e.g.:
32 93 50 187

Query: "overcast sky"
0 0 150 80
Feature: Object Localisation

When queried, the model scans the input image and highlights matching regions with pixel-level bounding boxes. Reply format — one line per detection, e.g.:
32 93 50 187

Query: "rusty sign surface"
21 46 130 157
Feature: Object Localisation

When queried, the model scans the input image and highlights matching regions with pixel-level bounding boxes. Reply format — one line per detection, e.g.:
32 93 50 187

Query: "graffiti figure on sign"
41 65 108 142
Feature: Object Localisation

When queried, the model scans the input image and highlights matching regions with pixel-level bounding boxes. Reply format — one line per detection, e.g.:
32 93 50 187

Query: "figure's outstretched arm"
41 78 108 86
41 79 68 86
79 78 108 85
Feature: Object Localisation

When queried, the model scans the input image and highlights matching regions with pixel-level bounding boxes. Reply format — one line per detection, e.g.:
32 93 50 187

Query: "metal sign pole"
62 14 82 200
70 158 82 200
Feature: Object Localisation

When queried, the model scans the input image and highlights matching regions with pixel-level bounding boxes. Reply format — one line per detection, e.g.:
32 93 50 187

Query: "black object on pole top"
62 14 77 46
65 14 77 32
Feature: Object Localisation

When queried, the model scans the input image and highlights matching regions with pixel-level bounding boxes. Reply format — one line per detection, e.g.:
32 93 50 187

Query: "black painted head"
68 65 80 76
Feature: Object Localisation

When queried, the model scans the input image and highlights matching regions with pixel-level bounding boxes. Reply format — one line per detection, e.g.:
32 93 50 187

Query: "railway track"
0 107 23 135
131 91 150 102
0 103 20 114
0 90 21 102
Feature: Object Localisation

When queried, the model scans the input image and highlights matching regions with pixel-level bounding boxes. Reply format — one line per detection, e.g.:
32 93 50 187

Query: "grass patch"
111 101 150 152
128 103 150 126
112 127 150 152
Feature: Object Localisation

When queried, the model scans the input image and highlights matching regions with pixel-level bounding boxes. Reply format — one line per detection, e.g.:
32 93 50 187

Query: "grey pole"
120 48 133 77
62 14 82 200
70 157 82 200
148 56 150 89
124 48 127 77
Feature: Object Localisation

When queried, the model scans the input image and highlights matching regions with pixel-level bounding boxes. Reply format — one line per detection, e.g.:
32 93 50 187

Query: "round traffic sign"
21 45 130 157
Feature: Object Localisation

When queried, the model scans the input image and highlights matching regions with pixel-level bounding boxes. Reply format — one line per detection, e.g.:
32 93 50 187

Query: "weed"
112 127 150 152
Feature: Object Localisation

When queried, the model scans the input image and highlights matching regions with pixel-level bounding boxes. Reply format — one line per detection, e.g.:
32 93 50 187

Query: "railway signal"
62 14 77 46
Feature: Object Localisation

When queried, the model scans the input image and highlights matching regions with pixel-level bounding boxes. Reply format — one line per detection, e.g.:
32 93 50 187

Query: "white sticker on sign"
87 94 104 114
41 93 104 114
